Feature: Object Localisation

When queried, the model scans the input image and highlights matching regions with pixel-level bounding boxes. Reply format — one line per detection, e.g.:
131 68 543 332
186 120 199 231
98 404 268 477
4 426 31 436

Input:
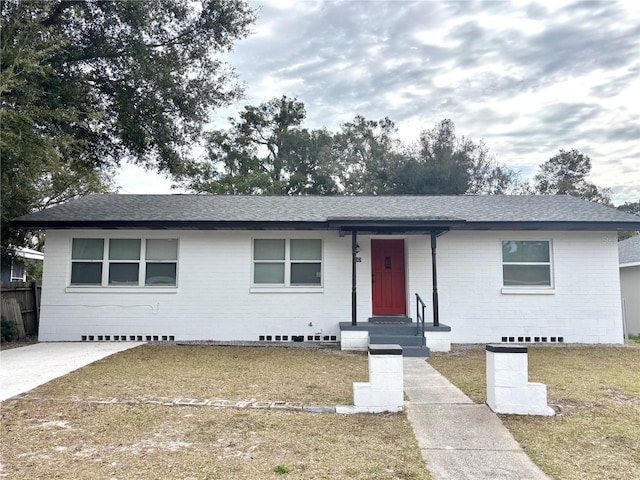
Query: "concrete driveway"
0 342 144 402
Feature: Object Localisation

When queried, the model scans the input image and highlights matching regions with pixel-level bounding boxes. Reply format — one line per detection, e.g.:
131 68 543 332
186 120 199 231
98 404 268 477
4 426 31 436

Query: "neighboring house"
618 235 640 336
11 194 640 353
0 247 44 282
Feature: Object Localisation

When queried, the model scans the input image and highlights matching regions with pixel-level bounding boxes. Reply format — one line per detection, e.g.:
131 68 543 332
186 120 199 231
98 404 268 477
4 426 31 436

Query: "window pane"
71 262 102 285
254 263 285 284
254 239 285 260
290 239 322 260
72 239 104 260
146 239 178 261
291 263 321 285
12 261 25 279
109 239 141 260
502 241 549 263
109 263 139 285
145 263 177 286
503 265 551 286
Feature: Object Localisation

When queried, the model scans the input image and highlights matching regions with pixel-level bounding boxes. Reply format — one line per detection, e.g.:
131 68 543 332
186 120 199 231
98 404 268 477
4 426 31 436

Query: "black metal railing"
415 293 426 346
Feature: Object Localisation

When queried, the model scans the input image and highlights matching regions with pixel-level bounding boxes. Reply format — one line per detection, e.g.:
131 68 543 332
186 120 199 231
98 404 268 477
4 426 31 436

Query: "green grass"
0 345 431 480
428 345 640 480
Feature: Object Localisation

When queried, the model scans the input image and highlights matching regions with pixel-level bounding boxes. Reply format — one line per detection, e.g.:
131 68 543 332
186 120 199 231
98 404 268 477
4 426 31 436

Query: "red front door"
371 239 406 315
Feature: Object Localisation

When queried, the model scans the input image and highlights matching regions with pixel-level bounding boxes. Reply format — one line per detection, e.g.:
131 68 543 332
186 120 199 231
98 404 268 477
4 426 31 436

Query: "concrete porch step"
370 334 424 347
368 316 412 324
364 324 418 335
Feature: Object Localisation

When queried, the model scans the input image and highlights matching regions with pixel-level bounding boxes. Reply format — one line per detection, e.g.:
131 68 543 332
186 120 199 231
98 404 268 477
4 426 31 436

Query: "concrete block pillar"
486 344 555 416
340 330 369 351
424 324 452 352
343 344 404 413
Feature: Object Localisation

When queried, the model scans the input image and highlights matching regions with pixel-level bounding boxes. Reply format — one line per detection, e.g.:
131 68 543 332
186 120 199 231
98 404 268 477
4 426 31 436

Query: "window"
10 261 26 282
71 238 104 285
70 238 178 287
502 240 552 287
145 239 178 286
109 239 140 285
253 239 322 286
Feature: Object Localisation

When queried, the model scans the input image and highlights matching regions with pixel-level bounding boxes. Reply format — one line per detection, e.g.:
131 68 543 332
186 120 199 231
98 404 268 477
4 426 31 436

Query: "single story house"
12 194 640 356
0 247 44 283
619 235 640 336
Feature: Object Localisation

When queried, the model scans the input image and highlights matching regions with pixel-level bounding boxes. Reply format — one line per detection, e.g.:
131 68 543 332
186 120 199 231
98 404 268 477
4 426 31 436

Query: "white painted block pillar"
424 324 452 352
486 344 555 416
337 344 404 414
340 329 369 352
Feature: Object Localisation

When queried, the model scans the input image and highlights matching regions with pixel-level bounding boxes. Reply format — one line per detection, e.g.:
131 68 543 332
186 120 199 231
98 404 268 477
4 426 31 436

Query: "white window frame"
251 238 323 292
68 237 179 290
501 239 555 294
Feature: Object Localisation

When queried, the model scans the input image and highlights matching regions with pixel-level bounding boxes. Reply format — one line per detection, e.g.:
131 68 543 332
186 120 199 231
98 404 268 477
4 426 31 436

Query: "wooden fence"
1 281 41 338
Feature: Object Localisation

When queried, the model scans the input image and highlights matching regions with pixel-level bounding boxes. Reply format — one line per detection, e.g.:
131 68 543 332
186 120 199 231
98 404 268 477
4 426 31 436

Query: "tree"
176 96 339 195
394 119 470 194
533 149 611 204
617 200 640 216
617 200 639 241
466 141 522 195
1 0 256 263
332 116 405 194
388 119 519 195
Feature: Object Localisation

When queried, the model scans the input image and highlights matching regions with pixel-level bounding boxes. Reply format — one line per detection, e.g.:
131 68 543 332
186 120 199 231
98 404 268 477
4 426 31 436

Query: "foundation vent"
500 336 564 344
81 335 175 342
258 335 338 342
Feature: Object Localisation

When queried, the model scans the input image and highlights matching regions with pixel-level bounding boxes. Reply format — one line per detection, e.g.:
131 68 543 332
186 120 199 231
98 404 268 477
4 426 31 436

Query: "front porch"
332 219 453 357
340 317 452 357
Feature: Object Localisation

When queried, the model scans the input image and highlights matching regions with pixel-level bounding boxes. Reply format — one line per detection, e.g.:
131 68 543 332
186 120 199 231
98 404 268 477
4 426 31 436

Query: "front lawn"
0 345 431 480
428 345 640 480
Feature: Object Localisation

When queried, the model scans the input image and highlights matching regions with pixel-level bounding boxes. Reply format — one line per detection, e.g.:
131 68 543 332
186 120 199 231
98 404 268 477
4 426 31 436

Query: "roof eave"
458 221 640 231
11 219 640 232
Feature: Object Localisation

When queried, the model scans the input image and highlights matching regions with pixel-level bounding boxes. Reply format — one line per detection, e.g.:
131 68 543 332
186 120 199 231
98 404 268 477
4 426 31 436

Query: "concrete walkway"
0 342 144 402
404 358 550 480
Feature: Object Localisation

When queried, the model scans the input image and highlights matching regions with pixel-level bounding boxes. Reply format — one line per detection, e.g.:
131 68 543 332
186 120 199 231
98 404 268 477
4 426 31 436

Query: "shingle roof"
11 194 640 231
619 235 640 265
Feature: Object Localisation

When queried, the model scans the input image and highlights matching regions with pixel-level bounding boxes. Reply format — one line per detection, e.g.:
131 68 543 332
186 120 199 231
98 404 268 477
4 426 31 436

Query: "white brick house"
12 195 640 355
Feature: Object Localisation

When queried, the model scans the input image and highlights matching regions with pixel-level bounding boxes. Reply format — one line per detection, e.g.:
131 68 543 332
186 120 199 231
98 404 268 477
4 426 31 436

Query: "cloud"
120 0 639 203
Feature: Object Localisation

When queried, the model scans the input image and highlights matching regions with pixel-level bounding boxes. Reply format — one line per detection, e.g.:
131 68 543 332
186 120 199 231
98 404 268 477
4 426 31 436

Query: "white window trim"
69 237 179 289
251 238 323 290
500 239 555 294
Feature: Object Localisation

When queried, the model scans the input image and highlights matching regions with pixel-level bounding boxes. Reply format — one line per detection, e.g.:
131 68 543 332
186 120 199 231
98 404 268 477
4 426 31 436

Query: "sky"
116 0 640 204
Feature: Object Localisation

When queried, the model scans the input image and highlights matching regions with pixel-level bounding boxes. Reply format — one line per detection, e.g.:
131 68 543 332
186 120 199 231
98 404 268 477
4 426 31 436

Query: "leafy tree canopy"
617 200 640 216
177 96 339 194
1 0 256 264
393 119 519 195
616 200 640 240
533 149 612 204
176 98 521 196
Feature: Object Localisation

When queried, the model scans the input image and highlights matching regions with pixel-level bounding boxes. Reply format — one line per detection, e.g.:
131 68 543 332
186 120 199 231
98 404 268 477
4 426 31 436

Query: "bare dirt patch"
0 345 431 479
24 344 367 405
